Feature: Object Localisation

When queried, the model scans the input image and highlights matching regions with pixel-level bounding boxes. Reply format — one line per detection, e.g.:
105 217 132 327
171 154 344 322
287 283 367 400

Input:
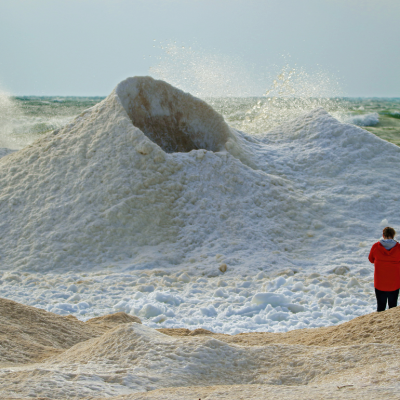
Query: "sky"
0 0 399 97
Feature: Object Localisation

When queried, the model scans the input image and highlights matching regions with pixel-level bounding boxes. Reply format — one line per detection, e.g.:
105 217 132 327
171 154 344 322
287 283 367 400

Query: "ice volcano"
116 77 230 153
115 77 251 164
0 76 400 275
0 76 259 272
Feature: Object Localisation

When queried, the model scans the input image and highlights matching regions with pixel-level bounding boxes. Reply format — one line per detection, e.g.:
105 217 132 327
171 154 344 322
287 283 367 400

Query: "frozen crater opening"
116 76 231 153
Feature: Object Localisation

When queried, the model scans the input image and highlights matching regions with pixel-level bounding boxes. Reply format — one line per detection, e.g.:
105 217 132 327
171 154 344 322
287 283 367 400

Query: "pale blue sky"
0 0 399 96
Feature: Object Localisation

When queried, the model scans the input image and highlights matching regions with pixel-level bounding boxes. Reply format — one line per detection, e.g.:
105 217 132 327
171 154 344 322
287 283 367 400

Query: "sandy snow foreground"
1 297 399 399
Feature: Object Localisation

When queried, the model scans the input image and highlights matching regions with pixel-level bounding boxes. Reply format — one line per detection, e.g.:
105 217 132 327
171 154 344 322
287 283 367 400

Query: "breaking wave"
346 112 380 127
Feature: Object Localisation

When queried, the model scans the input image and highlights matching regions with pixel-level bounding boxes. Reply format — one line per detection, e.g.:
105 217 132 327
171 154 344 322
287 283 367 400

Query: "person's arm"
368 244 375 263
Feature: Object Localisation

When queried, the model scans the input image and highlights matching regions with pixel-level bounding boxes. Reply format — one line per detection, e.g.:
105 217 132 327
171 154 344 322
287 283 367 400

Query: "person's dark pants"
375 288 399 312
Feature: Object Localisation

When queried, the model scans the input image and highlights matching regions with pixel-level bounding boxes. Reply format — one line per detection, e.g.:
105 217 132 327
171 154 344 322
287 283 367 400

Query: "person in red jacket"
369 226 400 312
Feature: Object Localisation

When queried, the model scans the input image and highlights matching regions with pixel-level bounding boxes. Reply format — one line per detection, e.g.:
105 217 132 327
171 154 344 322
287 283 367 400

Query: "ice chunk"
256 271 267 280
357 268 371 276
274 276 286 288
114 300 130 313
200 305 218 317
251 292 289 307
346 278 360 288
53 303 78 313
154 292 183 306
286 303 305 313
178 273 190 283
267 310 289 321
67 293 81 302
292 282 305 291
332 266 350 275
77 301 90 309
214 289 228 298
238 281 253 289
3 274 22 282
140 304 163 318
67 284 78 293
138 285 155 293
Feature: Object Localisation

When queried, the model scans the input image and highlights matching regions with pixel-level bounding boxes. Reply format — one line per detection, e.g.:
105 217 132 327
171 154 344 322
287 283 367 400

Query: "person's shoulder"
371 242 380 250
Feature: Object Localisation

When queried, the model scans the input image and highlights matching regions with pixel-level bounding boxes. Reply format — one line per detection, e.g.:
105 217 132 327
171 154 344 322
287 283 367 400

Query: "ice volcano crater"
116 76 231 153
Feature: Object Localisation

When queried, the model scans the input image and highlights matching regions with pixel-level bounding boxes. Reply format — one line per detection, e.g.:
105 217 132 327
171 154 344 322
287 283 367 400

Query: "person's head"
382 226 396 240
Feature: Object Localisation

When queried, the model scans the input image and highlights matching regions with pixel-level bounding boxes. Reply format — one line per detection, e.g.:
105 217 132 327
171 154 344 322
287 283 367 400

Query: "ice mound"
0 297 142 365
0 297 105 364
116 76 230 153
1 300 400 398
0 76 255 272
1 76 400 282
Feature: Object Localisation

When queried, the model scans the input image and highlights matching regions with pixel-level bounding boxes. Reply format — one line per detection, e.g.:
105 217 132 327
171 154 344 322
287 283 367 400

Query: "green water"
2 96 400 149
343 98 400 147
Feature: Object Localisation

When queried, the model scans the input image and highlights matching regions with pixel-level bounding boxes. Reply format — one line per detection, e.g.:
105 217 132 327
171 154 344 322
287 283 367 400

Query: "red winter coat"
368 242 400 291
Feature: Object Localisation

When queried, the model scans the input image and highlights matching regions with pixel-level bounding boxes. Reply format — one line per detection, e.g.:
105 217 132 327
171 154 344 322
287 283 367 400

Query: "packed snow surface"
1 76 400 333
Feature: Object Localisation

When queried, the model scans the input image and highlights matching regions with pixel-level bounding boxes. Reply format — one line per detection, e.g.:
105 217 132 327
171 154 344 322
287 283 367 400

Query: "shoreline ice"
1 76 399 333
1 296 400 399
1 267 375 334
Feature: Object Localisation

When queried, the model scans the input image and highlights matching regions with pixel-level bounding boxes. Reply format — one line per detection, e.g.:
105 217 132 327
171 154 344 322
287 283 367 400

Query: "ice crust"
1 76 400 333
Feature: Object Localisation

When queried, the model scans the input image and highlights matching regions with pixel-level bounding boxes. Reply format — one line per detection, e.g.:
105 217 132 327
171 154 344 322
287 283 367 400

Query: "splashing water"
149 42 261 98
0 90 24 149
226 64 348 134
0 90 61 150
0 93 104 150
150 43 348 134
150 45 348 134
